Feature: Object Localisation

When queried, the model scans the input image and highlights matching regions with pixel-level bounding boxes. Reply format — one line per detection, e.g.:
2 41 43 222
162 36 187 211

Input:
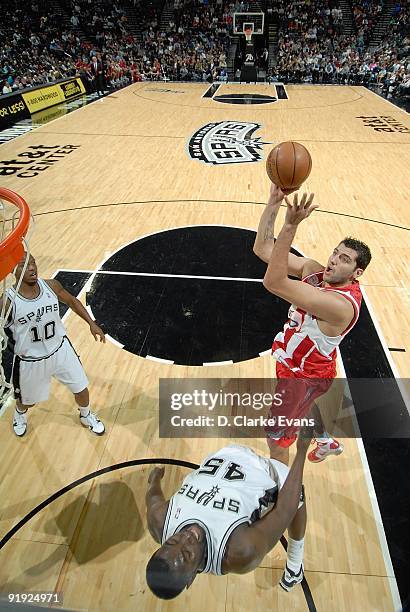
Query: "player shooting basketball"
253 183 371 461
146 430 312 599
1 254 106 437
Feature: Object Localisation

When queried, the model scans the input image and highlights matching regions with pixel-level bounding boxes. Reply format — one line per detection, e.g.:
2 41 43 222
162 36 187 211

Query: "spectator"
90 54 104 95
2 79 13 94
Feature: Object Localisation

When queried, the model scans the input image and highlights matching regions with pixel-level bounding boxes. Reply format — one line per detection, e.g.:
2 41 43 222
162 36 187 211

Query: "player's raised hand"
90 321 106 343
268 182 285 208
284 191 318 226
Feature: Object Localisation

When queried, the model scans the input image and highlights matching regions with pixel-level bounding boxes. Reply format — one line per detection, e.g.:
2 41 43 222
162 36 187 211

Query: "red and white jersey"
272 271 362 378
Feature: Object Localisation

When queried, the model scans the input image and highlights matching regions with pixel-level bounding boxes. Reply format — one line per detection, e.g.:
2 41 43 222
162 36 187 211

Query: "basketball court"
0 82 409 611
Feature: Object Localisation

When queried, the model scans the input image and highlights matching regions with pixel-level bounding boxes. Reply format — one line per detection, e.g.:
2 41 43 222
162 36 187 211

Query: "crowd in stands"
275 0 344 37
0 0 137 96
268 0 409 101
0 0 409 103
1 1 77 94
0 0 239 94
138 0 236 82
352 0 382 46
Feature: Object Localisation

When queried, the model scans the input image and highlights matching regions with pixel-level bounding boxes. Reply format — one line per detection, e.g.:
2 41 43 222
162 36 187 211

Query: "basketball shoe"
13 408 27 437
280 563 304 591
308 439 343 463
79 410 105 435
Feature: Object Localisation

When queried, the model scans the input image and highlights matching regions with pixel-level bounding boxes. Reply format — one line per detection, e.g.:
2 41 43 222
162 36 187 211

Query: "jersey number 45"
198 457 245 481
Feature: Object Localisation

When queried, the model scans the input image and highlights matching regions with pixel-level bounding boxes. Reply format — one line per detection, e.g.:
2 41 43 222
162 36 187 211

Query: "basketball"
266 141 312 193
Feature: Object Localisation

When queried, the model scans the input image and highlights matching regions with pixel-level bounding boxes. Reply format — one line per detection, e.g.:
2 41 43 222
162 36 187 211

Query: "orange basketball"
266 141 312 193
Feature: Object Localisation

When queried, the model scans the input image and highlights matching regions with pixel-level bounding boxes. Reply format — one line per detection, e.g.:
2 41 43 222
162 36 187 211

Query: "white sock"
316 431 334 445
79 405 90 417
287 536 304 572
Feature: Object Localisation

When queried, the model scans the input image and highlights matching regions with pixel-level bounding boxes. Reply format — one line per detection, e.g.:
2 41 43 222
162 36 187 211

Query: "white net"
244 28 253 42
0 196 31 412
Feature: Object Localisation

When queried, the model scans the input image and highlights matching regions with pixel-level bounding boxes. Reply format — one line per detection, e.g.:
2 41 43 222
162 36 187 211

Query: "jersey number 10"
30 321 56 343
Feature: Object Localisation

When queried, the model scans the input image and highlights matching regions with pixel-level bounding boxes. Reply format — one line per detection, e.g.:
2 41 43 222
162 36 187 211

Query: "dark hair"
341 237 372 270
146 552 190 600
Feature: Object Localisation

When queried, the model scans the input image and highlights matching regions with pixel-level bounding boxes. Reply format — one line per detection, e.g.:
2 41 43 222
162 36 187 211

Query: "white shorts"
14 336 89 405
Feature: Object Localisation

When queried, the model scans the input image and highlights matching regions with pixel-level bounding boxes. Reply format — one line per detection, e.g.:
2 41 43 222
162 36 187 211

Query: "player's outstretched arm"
45 279 105 342
263 194 352 325
146 467 169 543
226 431 312 574
253 183 285 263
253 184 319 278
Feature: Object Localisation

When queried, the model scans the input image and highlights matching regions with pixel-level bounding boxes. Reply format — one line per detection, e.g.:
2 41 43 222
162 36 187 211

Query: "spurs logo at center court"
188 121 271 165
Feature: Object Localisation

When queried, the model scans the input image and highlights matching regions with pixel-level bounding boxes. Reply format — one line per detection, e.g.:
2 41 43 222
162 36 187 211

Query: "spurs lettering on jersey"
17 302 59 325
6 280 66 360
162 445 282 575
272 271 362 377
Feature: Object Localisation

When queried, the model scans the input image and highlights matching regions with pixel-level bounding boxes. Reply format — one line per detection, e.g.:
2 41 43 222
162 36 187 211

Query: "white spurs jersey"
5 279 66 360
162 445 281 575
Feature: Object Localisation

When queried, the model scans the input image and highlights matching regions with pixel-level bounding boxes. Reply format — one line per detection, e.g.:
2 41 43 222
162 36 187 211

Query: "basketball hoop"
244 27 253 43
0 188 30 281
0 188 31 409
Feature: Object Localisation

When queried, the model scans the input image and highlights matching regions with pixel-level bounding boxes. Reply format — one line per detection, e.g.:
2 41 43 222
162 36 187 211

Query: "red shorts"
266 362 334 447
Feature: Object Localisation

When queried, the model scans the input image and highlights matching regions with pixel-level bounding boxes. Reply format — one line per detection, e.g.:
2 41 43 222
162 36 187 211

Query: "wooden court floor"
0 83 409 611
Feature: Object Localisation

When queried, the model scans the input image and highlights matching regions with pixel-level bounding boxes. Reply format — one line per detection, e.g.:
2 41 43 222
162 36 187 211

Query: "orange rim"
0 188 30 281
